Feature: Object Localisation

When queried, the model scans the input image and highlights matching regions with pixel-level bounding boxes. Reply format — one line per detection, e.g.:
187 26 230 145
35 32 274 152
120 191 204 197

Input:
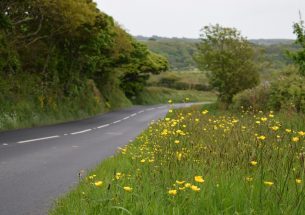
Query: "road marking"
64 134 68 136
70 129 92 135
17 136 60 144
97 124 110 129
130 113 137 117
2 143 8 146
138 110 145 114
146 108 155 111
113 120 121 124
122 116 130 120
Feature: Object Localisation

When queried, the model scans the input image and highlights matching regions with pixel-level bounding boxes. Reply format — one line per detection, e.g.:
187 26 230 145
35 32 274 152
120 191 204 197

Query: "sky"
96 0 305 39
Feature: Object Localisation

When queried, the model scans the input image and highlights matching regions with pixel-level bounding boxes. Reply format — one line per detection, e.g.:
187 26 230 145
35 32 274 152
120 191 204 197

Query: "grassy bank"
135 86 216 105
0 81 132 131
50 104 305 214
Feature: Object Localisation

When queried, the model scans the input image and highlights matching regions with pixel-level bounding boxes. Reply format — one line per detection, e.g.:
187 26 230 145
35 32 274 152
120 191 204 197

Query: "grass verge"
134 86 216 105
50 104 305 214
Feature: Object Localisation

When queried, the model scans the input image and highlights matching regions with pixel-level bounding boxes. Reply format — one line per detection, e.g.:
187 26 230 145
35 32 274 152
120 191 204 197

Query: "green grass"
147 70 210 91
134 86 216 105
50 105 305 214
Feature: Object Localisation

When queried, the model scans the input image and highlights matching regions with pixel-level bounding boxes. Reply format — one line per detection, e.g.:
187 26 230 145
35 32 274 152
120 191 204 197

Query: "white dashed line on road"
8 107 162 145
112 120 121 124
97 124 110 129
70 129 92 135
17 136 60 144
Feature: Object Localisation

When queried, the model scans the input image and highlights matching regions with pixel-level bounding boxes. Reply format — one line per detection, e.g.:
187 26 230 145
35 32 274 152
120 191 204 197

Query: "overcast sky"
96 0 305 39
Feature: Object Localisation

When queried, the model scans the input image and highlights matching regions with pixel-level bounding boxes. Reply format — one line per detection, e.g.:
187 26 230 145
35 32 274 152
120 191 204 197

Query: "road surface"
0 103 198 215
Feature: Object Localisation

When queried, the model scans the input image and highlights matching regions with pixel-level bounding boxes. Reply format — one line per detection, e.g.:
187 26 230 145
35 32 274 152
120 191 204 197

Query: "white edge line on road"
123 116 130 120
2 143 8 146
70 129 92 135
97 124 110 129
17 135 60 144
130 113 137 117
137 110 145 114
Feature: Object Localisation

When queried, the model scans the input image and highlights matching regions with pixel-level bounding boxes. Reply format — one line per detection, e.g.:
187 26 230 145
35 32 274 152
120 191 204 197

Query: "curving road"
0 103 198 215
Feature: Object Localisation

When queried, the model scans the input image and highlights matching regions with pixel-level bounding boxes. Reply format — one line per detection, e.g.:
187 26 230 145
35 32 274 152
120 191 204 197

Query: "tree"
289 17 305 76
195 24 259 105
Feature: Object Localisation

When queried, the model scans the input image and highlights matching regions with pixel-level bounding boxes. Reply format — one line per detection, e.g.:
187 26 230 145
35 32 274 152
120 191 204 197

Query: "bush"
232 67 305 113
269 74 305 113
232 83 271 111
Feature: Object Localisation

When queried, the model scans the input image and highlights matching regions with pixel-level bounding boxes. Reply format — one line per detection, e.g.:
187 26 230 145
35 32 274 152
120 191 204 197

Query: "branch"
14 17 34 25
18 15 44 39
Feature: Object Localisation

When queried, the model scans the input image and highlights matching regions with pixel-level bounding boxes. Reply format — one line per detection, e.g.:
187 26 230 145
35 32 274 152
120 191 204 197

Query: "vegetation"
289 18 305 76
0 0 168 130
137 36 198 71
134 87 216 105
147 70 210 91
50 104 305 214
195 25 259 105
233 18 305 114
137 36 298 75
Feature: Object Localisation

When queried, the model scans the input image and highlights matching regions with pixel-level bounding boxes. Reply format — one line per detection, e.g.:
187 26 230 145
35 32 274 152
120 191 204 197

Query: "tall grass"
50 104 305 214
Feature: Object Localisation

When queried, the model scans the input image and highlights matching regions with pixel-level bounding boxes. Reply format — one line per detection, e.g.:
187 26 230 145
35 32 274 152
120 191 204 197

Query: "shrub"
232 83 271 111
269 74 305 113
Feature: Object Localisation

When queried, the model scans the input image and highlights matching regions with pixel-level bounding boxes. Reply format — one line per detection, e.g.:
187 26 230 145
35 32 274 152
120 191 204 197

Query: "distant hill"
135 36 298 71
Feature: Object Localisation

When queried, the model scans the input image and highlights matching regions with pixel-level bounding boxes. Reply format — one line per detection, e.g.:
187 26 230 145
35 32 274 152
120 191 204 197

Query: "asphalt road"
0 103 197 215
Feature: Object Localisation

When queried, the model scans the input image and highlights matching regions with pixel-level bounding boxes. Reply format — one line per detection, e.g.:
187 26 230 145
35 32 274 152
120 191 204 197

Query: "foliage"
50 105 305 214
232 83 271 111
137 36 298 76
289 18 305 76
0 0 168 130
137 36 198 71
195 24 260 105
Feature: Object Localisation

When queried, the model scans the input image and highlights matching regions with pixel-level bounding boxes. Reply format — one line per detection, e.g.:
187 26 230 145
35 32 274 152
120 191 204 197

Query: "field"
50 104 305 214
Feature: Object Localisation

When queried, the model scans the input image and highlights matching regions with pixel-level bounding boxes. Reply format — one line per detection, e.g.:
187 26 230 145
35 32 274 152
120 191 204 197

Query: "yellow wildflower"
168 99 172 104
250 161 258 166
194 176 205 183
94 181 103 187
292 137 300 142
202 110 209 115
246 177 253 182
296 179 302 184
261 117 267 122
185 183 191 188
264 181 274 186
179 187 186 190
271 126 279 131
168 189 177 195
174 140 180 144
285 129 292 133
298 131 305 136
257 135 266 141
191 185 200 192
176 180 185 185
123 186 132 192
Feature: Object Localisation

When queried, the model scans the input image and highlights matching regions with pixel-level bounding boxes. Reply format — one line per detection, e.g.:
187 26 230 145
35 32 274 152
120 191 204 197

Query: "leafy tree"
289 17 305 76
195 24 259 105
